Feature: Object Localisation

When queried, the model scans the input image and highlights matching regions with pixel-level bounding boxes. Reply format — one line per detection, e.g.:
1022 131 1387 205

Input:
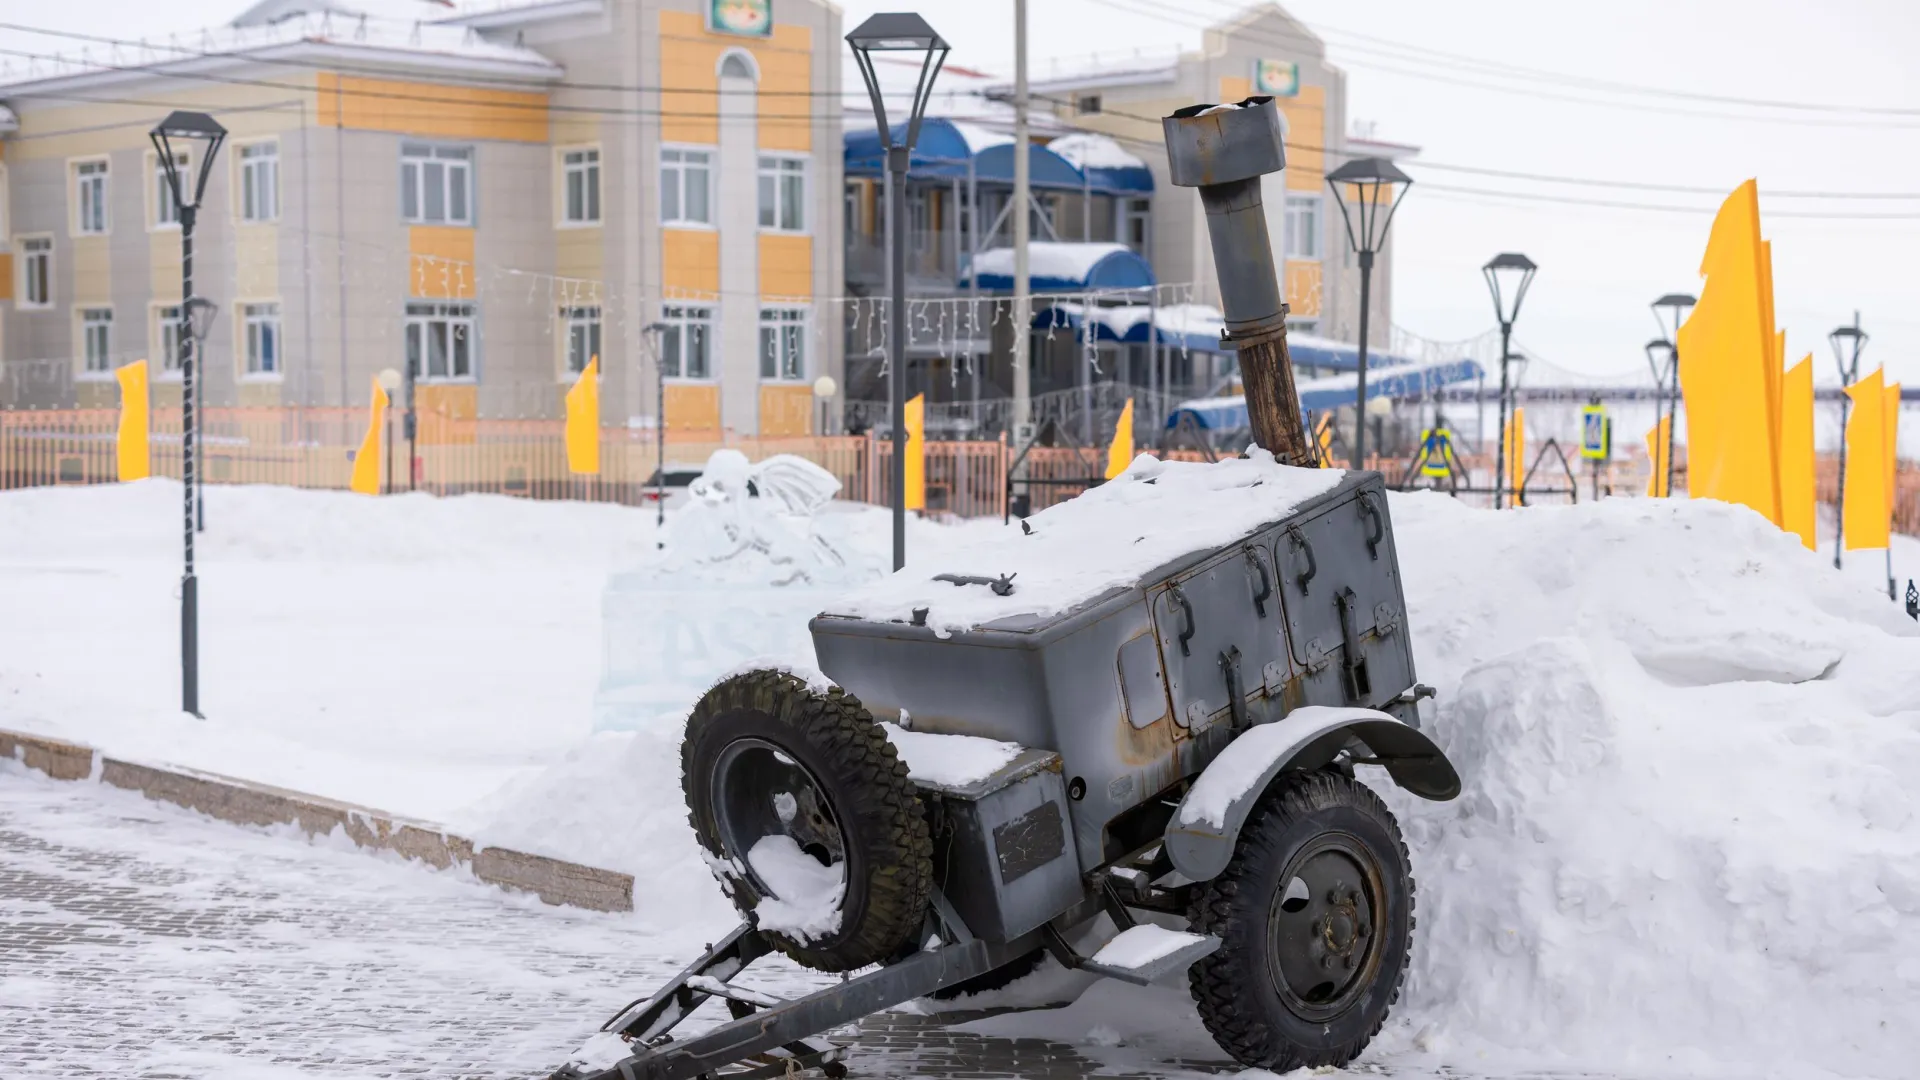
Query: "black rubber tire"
928 947 1048 1001
1187 771 1413 1072
682 670 933 972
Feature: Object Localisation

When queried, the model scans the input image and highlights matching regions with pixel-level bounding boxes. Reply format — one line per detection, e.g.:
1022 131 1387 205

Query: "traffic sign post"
1580 401 1610 501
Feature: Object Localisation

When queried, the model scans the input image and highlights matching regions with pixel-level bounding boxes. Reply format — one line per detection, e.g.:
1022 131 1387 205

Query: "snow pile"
830 450 1343 636
881 723 1024 789
746 835 844 943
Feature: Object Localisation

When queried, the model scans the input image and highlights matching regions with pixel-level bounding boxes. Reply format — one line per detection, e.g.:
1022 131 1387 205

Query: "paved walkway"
0 767 1233 1080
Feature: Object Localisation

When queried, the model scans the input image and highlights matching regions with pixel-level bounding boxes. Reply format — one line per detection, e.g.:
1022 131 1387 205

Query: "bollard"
1163 97 1312 466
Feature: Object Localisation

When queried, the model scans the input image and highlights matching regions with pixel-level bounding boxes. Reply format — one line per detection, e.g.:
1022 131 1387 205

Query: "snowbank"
830 450 1342 636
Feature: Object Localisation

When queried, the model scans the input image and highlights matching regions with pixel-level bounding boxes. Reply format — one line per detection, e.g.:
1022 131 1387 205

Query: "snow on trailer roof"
825 450 1344 637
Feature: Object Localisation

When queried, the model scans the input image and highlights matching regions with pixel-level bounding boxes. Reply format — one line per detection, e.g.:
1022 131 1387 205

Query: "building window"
759 307 806 381
757 155 806 231
155 305 185 373
1284 194 1322 260
660 147 712 226
843 183 859 248
659 305 713 379
243 303 281 376
564 305 601 374
1076 94 1102 115
240 142 280 222
1122 197 1151 255
81 308 113 373
562 148 601 224
154 151 188 228
18 236 53 309
405 301 477 380
74 160 109 235
402 143 473 226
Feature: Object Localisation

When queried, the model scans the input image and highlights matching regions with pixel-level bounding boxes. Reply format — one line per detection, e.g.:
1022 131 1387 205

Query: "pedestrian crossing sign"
1580 405 1610 461
1419 428 1453 478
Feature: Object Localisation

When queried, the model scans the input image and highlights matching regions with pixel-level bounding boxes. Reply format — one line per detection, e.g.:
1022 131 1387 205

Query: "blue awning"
1029 302 1232 354
845 120 1155 196
1166 358 1487 430
1285 334 1423 374
961 243 1155 292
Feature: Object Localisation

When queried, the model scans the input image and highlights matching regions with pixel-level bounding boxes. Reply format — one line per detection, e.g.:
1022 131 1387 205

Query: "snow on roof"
948 120 1015 155
1048 132 1146 171
825 449 1345 636
0 7 559 91
966 242 1138 285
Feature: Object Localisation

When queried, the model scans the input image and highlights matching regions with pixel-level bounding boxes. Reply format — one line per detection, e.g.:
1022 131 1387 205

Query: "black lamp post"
848 12 948 572
1650 292 1695 500
1643 337 1676 494
1481 252 1537 509
1829 315 1868 571
152 109 226 720
645 320 669 547
1325 157 1412 469
184 295 218 532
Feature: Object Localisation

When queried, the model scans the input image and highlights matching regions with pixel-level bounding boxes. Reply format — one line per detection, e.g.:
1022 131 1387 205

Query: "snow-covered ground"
4 476 1919 1077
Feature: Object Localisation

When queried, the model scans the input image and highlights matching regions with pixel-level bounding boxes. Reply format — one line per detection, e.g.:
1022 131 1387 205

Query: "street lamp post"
1650 293 1696 500
644 320 669 546
848 12 949 572
813 374 839 437
1481 253 1537 509
1325 157 1413 469
1643 337 1676 494
152 110 227 719
376 367 403 493
1829 315 1868 571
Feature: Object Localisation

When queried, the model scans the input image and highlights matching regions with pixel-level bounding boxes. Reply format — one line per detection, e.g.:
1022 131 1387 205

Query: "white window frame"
240 302 283 379
758 307 807 382
756 154 808 233
404 300 478 382
659 304 715 380
659 146 714 227
16 234 53 310
78 307 113 376
152 303 186 378
150 149 189 230
73 157 110 236
559 146 602 226
401 143 475 226
563 305 602 376
238 140 281 223
1284 193 1323 261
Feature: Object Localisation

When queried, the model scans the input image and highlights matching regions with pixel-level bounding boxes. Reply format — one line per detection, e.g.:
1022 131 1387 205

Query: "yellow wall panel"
1218 76 1252 103
149 231 182 299
556 225 605 283
759 384 814 436
71 236 110 304
237 382 283 407
663 228 721 295
759 233 813 298
1286 261 1322 317
757 24 814 152
410 225 476 299
1280 85 1326 191
315 72 548 143
0 254 10 301
234 223 279 298
416 384 479 444
666 383 722 435
656 11 813 150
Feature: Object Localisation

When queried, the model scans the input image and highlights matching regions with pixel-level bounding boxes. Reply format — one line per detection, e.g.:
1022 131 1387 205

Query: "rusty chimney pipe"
1163 97 1312 466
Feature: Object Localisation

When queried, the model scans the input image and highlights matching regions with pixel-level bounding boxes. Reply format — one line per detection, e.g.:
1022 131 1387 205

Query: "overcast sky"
5 0 1918 385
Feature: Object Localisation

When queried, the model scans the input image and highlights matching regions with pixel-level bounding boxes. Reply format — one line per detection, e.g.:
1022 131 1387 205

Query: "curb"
0 728 633 914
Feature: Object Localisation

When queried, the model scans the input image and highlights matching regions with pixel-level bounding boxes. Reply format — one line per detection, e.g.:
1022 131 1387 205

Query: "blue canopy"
1028 302 1232 354
845 119 1155 196
1287 334 1421 374
961 243 1155 292
1048 133 1156 194
1166 358 1487 430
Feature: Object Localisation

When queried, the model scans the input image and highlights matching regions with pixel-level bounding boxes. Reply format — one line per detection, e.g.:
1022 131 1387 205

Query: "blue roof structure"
1165 358 1487 430
845 120 1155 195
1028 302 1232 354
961 243 1155 292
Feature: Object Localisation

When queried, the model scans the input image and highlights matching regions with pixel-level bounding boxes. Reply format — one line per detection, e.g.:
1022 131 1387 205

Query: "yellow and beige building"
0 0 844 437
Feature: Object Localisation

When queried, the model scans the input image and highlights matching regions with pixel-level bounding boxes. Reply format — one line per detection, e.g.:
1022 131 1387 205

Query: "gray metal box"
916 749 1082 943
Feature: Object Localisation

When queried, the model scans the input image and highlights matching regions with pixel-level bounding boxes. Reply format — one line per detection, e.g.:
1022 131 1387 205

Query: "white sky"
5 0 1918 385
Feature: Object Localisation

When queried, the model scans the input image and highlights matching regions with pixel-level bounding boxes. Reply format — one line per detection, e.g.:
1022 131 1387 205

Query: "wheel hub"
711 738 848 901
1266 836 1384 1021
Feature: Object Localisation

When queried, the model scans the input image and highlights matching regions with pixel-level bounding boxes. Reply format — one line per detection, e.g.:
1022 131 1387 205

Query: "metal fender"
1164 705 1461 883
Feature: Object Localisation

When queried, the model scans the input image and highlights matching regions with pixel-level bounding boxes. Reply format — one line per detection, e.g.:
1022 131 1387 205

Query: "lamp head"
812 375 838 400
846 13 950 158
1481 252 1537 328
1644 337 1676 383
1829 323 1867 381
1650 292 1697 341
184 297 219 344
1325 156 1413 257
148 110 227 214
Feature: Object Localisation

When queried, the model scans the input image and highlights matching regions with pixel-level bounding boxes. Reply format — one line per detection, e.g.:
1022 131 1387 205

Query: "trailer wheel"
683 670 932 973
928 947 1047 1001
1187 771 1413 1072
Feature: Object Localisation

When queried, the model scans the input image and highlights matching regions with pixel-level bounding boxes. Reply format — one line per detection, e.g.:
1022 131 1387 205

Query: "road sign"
1419 428 1453 478
1580 405 1610 461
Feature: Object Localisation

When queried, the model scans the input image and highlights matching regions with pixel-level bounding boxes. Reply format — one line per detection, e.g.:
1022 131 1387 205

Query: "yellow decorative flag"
348 377 389 495
903 393 926 511
565 355 600 476
1842 369 1889 551
1504 407 1526 499
1777 355 1816 549
1105 398 1135 480
1888 381 1903 523
1314 412 1335 466
115 360 151 482
1677 181 1781 524
1646 416 1672 498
